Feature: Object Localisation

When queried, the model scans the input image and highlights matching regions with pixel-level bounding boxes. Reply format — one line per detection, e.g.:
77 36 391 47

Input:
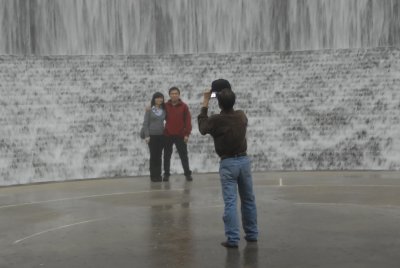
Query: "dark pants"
164 135 192 177
148 135 165 181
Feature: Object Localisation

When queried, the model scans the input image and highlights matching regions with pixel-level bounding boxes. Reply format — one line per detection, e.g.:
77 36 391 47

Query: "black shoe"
185 175 193 181
220 241 238 248
245 238 258 242
163 175 170 182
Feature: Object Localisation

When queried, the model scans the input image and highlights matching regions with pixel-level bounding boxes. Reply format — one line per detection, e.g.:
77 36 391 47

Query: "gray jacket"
142 107 166 138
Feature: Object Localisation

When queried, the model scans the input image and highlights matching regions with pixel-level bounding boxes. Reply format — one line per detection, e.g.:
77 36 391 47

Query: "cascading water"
0 0 399 55
0 0 399 185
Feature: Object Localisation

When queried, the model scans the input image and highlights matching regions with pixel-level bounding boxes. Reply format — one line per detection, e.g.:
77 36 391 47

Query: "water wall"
1 0 400 185
1 48 400 185
1 0 400 55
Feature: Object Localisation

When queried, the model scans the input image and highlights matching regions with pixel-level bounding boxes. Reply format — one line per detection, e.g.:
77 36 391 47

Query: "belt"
221 152 247 160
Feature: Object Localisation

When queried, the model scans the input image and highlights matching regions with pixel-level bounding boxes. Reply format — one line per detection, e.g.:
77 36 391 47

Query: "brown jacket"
198 107 247 158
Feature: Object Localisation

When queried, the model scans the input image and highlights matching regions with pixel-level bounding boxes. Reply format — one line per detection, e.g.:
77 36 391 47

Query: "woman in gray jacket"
142 92 166 182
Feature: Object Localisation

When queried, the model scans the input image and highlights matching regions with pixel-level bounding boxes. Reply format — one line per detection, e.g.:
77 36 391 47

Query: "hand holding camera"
203 89 212 108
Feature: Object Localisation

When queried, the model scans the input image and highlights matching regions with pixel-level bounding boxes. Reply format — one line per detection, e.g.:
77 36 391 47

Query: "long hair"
151 92 165 109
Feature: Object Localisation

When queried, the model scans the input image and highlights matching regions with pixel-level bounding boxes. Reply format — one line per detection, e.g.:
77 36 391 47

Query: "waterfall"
1 0 399 55
1 0 400 185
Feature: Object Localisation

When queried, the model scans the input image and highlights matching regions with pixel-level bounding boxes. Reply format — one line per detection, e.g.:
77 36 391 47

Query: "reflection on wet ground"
1 171 400 268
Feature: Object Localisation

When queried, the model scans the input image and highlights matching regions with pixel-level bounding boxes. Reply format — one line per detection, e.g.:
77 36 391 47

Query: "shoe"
220 241 238 248
163 175 170 182
245 238 258 242
185 175 193 181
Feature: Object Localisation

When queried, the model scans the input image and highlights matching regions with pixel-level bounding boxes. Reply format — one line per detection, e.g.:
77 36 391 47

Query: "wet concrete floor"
1 171 400 268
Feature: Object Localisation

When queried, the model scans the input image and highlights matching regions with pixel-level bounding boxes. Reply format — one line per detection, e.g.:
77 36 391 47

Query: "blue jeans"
219 156 258 245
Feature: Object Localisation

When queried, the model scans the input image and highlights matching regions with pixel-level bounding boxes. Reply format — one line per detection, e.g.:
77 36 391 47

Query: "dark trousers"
164 135 192 177
148 135 165 181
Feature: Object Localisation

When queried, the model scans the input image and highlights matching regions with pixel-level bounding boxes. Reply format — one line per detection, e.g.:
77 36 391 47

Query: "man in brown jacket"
198 79 258 248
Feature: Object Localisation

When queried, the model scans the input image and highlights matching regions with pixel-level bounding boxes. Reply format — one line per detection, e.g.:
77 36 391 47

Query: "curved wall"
1 0 399 55
1 48 399 185
1 1 400 185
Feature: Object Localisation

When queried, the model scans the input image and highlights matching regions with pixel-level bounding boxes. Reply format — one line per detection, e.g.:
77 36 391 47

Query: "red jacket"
164 99 192 137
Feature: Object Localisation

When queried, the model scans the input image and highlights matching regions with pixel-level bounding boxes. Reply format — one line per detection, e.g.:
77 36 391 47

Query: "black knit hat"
211 79 231 93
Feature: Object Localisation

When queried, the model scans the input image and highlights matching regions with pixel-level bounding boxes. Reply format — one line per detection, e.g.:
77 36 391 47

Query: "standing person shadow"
150 180 171 191
180 180 192 209
224 242 259 268
243 242 259 268
224 249 241 268
148 180 193 267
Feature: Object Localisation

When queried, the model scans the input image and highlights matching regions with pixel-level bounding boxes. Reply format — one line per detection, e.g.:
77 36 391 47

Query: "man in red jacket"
163 87 193 181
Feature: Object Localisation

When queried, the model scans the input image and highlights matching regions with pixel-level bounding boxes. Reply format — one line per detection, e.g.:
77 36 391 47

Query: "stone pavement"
1 171 400 268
